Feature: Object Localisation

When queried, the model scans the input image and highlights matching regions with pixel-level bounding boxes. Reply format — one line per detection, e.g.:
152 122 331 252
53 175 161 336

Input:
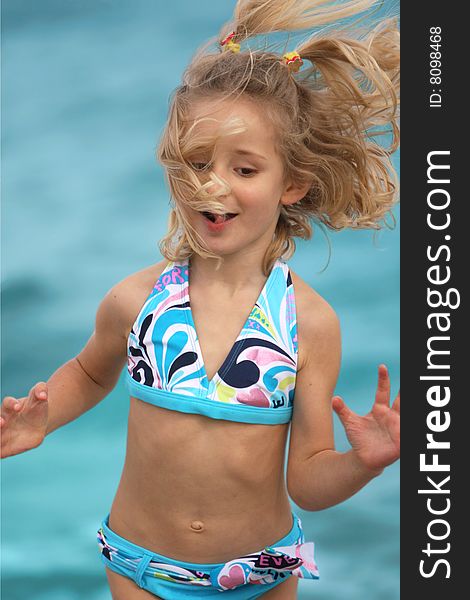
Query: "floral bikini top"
126 257 298 425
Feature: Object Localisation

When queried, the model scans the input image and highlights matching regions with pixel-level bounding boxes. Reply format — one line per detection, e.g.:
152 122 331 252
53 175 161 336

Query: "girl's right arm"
1 274 138 459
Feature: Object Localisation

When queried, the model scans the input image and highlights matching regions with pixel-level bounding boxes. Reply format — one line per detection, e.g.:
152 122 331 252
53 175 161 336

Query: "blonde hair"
157 0 400 275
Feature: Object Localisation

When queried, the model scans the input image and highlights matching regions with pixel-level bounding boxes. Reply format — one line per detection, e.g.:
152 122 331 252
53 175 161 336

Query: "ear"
280 178 311 207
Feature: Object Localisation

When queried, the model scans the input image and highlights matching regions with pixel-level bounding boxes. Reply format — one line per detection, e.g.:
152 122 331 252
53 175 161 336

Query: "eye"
190 162 210 171
236 167 257 177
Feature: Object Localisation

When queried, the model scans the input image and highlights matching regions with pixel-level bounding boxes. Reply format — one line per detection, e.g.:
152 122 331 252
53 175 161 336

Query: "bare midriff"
108 396 293 563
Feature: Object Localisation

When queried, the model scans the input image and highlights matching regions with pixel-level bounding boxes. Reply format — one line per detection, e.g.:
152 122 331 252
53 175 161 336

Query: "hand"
1 382 49 458
332 364 400 473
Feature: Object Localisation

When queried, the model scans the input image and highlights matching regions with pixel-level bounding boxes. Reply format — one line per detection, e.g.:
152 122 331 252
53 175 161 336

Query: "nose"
205 168 231 198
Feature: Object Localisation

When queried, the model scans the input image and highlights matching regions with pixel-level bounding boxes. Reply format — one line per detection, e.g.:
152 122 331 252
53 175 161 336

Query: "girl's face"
185 96 307 260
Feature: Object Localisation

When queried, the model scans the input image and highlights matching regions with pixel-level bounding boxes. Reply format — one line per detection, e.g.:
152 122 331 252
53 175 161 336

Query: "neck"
189 247 275 294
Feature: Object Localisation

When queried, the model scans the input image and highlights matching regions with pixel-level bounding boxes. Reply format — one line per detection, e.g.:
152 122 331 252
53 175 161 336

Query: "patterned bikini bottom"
97 512 319 599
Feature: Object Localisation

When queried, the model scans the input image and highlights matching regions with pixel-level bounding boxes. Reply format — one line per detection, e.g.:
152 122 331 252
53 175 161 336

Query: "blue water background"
1 1 399 598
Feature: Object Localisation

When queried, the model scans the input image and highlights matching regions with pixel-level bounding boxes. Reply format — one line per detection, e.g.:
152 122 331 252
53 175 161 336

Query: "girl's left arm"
286 292 400 512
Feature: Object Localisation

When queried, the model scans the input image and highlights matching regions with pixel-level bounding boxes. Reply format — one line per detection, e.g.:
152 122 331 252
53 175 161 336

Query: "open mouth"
202 211 238 224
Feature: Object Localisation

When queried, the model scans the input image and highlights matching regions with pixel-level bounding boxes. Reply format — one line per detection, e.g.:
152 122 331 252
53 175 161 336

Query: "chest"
127 259 298 421
190 287 258 382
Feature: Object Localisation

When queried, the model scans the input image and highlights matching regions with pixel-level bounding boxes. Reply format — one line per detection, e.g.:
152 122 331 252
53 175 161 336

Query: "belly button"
190 520 204 532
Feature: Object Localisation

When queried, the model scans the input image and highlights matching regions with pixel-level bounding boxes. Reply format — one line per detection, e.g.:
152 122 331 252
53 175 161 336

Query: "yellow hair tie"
220 32 241 53
282 51 303 73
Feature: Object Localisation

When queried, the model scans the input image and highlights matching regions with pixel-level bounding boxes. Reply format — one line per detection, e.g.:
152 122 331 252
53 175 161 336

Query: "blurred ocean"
1 1 399 599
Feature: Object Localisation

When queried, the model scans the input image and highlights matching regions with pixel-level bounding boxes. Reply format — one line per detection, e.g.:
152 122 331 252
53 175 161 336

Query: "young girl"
1 0 400 598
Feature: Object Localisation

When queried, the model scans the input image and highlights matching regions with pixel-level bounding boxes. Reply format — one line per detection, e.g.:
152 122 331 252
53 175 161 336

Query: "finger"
32 382 48 401
332 396 355 425
392 390 400 413
1 396 23 412
375 364 391 406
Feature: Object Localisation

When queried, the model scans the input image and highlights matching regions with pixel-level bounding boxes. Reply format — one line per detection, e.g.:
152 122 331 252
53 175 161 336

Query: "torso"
109 258 312 562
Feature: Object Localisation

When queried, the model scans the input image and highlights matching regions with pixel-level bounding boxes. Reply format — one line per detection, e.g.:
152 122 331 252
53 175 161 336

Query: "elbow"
289 491 323 512
286 470 323 512
288 492 311 512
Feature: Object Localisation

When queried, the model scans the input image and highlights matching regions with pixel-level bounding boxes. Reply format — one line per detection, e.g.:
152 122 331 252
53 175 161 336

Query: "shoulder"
289 268 341 372
110 258 169 305
97 259 170 340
